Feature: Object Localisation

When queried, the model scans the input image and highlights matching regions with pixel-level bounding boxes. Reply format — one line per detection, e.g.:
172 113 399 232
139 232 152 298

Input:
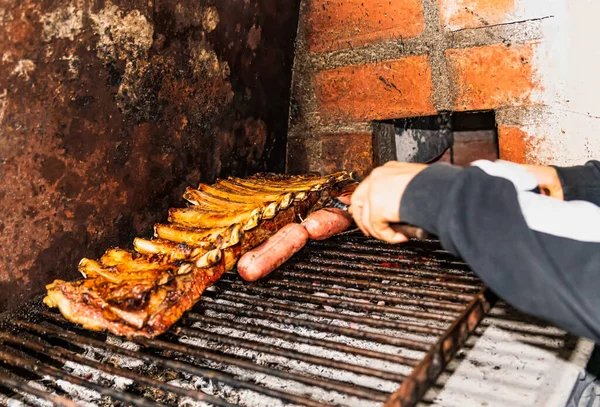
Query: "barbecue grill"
0 232 495 407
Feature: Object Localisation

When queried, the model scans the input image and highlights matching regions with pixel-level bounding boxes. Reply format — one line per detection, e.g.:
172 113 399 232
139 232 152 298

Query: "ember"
0 232 493 407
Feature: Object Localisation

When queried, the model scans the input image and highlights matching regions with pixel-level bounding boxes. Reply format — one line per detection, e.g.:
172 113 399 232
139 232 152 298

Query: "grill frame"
0 233 496 407
387 284 495 407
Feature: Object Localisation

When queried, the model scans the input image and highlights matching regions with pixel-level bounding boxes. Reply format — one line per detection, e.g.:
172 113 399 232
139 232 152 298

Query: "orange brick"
321 133 373 176
498 125 544 164
447 43 541 111
315 56 436 123
306 0 425 53
439 0 515 30
287 133 373 177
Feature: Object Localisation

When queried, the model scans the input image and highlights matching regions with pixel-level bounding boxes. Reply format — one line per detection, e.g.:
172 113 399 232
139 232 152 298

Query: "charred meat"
44 172 354 338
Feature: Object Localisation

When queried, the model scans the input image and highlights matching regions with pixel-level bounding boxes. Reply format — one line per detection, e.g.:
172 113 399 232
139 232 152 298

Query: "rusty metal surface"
0 0 300 311
0 233 494 406
385 287 497 407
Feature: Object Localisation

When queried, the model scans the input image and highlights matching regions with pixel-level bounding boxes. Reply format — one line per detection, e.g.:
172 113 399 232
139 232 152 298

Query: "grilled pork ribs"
44 172 354 338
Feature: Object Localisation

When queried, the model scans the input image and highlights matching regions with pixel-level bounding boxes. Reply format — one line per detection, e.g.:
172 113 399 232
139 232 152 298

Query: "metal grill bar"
194 297 431 351
0 345 160 407
16 318 323 407
306 249 468 271
215 283 457 322
299 257 480 283
307 239 445 255
172 324 407 381
270 271 475 301
0 370 80 407
238 279 466 311
184 312 421 366
385 288 496 407
133 337 390 402
205 292 445 335
0 232 494 407
38 312 390 402
306 238 452 257
289 262 480 290
0 325 239 407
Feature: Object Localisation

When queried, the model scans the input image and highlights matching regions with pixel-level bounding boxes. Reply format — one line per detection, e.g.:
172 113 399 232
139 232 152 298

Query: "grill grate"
0 232 495 407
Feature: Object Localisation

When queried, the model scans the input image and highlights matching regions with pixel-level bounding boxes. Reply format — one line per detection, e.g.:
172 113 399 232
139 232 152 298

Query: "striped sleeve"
400 161 600 343
554 160 600 205
470 159 600 243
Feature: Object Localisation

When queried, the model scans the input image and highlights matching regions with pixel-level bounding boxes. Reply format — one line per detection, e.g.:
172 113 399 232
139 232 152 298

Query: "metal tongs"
329 196 429 241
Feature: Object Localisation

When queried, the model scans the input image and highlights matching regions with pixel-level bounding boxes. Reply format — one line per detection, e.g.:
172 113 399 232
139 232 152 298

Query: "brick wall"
287 0 600 175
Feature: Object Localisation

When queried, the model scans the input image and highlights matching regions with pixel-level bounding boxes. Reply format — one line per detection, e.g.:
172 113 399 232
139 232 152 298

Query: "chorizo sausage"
237 223 309 281
338 183 357 202
302 208 353 240
301 188 353 240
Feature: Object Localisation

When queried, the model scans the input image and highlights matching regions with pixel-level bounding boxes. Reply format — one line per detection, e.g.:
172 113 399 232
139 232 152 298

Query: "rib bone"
44 171 353 338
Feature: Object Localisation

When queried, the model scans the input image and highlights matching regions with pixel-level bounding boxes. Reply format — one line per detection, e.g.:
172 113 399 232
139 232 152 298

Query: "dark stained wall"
0 0 300 311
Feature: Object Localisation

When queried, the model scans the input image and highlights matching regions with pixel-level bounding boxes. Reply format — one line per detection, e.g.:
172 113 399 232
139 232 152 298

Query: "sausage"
338 182 357 203
301 187 353 240
302 208 353 240
237 223 309 281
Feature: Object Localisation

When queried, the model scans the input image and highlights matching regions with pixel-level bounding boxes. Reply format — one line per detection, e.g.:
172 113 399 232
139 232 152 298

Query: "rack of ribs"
44 172 355 338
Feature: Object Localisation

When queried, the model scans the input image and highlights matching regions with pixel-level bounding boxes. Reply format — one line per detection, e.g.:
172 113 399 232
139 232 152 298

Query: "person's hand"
521 165 564 200
349 161 428 243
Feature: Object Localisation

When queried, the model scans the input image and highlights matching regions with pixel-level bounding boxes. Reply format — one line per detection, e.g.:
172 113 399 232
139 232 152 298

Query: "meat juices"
237 223 309 281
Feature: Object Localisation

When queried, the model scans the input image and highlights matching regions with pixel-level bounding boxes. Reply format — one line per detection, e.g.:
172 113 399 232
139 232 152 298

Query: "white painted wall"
530 0 600 164
441 0 600 164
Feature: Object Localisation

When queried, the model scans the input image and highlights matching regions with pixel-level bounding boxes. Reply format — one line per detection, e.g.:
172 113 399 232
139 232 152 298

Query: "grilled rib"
168 206 263 230
44 172 354 338
182 187 264 208
198 184 292 204
153 223 241 247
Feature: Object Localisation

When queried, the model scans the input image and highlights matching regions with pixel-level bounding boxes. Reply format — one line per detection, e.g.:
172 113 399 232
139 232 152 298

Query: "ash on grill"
0 233 493 407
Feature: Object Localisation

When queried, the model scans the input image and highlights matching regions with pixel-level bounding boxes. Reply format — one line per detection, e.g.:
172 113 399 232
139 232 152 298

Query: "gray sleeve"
554 160 600 205
400 163 600 343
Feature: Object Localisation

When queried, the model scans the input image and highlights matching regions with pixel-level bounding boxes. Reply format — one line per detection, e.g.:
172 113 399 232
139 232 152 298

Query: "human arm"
351 160 600 343
552 160 600 205
520 160 600 203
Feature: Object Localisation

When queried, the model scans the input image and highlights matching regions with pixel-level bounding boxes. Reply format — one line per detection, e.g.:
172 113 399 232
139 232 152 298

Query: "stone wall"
0 0 300 311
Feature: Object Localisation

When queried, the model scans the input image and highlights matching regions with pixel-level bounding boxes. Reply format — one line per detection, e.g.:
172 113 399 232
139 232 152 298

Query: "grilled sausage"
302 208 353 240
301 189 353 240
237 223 309 281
